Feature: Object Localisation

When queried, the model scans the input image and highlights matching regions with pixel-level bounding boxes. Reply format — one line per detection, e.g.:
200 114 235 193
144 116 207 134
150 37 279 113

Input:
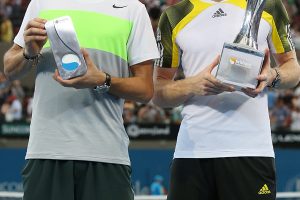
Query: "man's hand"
53 49 106 89
242 49 271 98
23 18 48 57
188 56 235 96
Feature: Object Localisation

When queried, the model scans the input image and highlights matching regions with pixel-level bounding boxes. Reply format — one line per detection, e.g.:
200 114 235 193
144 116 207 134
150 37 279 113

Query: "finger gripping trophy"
216 0 266 90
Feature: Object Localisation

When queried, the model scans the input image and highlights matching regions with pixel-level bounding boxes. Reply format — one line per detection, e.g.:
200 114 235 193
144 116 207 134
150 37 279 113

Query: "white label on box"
216 44 264 89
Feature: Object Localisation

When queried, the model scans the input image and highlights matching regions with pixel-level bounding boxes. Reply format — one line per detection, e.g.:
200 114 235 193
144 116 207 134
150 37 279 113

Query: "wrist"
23 48 40 59
181 78 195 98
94 71 111 93
268 68 281 88
94 71 106 87
23 48 41 66
267 68 275 87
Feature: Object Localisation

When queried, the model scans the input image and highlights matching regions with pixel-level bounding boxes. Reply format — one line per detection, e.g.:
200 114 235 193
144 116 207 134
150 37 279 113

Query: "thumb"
205 55 220 73
81 48 92 66
262 48 270 68
260 48 271 75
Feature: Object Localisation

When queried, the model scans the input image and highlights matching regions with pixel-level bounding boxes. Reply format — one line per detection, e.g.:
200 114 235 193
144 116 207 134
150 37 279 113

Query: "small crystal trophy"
45 16 87 80
216 0 266 89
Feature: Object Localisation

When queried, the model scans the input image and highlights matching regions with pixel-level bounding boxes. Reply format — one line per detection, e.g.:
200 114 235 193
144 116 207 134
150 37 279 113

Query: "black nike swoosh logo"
113 4 127 8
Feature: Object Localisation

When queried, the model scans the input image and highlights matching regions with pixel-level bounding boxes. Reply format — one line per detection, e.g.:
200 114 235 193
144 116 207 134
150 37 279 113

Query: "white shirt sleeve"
127 4 159 66
14 0 40 48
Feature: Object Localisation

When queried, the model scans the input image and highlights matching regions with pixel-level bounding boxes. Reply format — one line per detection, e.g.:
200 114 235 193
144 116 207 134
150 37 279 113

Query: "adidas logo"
258 184 271 195
212 8 227 18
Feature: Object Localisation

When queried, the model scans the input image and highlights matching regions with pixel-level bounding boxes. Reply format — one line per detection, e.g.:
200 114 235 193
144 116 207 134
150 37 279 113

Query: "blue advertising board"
0 148 299 194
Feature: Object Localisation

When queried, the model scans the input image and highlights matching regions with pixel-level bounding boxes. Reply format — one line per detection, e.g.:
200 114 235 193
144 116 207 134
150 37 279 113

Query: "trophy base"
216 43 265 90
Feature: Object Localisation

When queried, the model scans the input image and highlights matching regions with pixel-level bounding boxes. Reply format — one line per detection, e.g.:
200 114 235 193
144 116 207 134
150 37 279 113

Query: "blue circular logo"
61 54 81 71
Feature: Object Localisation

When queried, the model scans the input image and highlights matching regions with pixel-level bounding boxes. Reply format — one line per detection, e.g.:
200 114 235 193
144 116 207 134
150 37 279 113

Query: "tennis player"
153 0 300 199
3 0 159 199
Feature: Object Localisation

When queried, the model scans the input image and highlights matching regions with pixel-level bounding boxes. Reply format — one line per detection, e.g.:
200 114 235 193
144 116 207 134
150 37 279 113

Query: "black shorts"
167 157 276 200
22 159 134 200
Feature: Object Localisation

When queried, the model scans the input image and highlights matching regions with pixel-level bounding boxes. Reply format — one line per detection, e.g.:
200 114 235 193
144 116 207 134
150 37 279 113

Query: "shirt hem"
25 153 131 166
174 150 275 159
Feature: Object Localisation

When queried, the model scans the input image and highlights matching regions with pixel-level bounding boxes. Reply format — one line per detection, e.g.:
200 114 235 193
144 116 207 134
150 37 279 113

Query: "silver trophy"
45 16 87 80
216 0 266 89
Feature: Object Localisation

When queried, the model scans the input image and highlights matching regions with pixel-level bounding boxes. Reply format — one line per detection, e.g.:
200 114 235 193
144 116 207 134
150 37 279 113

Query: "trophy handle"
233 0 266 49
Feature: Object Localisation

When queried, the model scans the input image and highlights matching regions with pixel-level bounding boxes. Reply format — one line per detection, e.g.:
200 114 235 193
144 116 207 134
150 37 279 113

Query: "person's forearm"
109 76 154 103
276 58 300 89
152 78 193 108
4 47 33 80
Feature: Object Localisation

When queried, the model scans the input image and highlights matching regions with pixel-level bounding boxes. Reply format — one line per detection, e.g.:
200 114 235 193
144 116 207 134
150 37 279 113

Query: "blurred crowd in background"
0 0 30 43
0 0 300 132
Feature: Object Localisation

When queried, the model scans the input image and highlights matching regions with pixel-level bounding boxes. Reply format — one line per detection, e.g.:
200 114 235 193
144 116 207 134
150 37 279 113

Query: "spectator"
0 71 10 90
148 6 161 34
150 175 166 195
291 106 300 131
8 0 23 35
170 105 183 124
123 100 137 123
21 0 30 11
25 96 32 122
1 99 11 121
294 84 300 97
137 103 167 123
292 91 300 109
270 98 291 130
0 71 11 121
0 12 13 43
1 95 22 122
0 2 6 21
3 0 13 18
268 89 278 110
143 0 160 9
10 80 24 99
285 0 300 49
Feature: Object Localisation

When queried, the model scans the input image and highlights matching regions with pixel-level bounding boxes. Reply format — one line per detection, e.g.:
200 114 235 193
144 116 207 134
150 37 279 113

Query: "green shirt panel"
40 10 133 61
